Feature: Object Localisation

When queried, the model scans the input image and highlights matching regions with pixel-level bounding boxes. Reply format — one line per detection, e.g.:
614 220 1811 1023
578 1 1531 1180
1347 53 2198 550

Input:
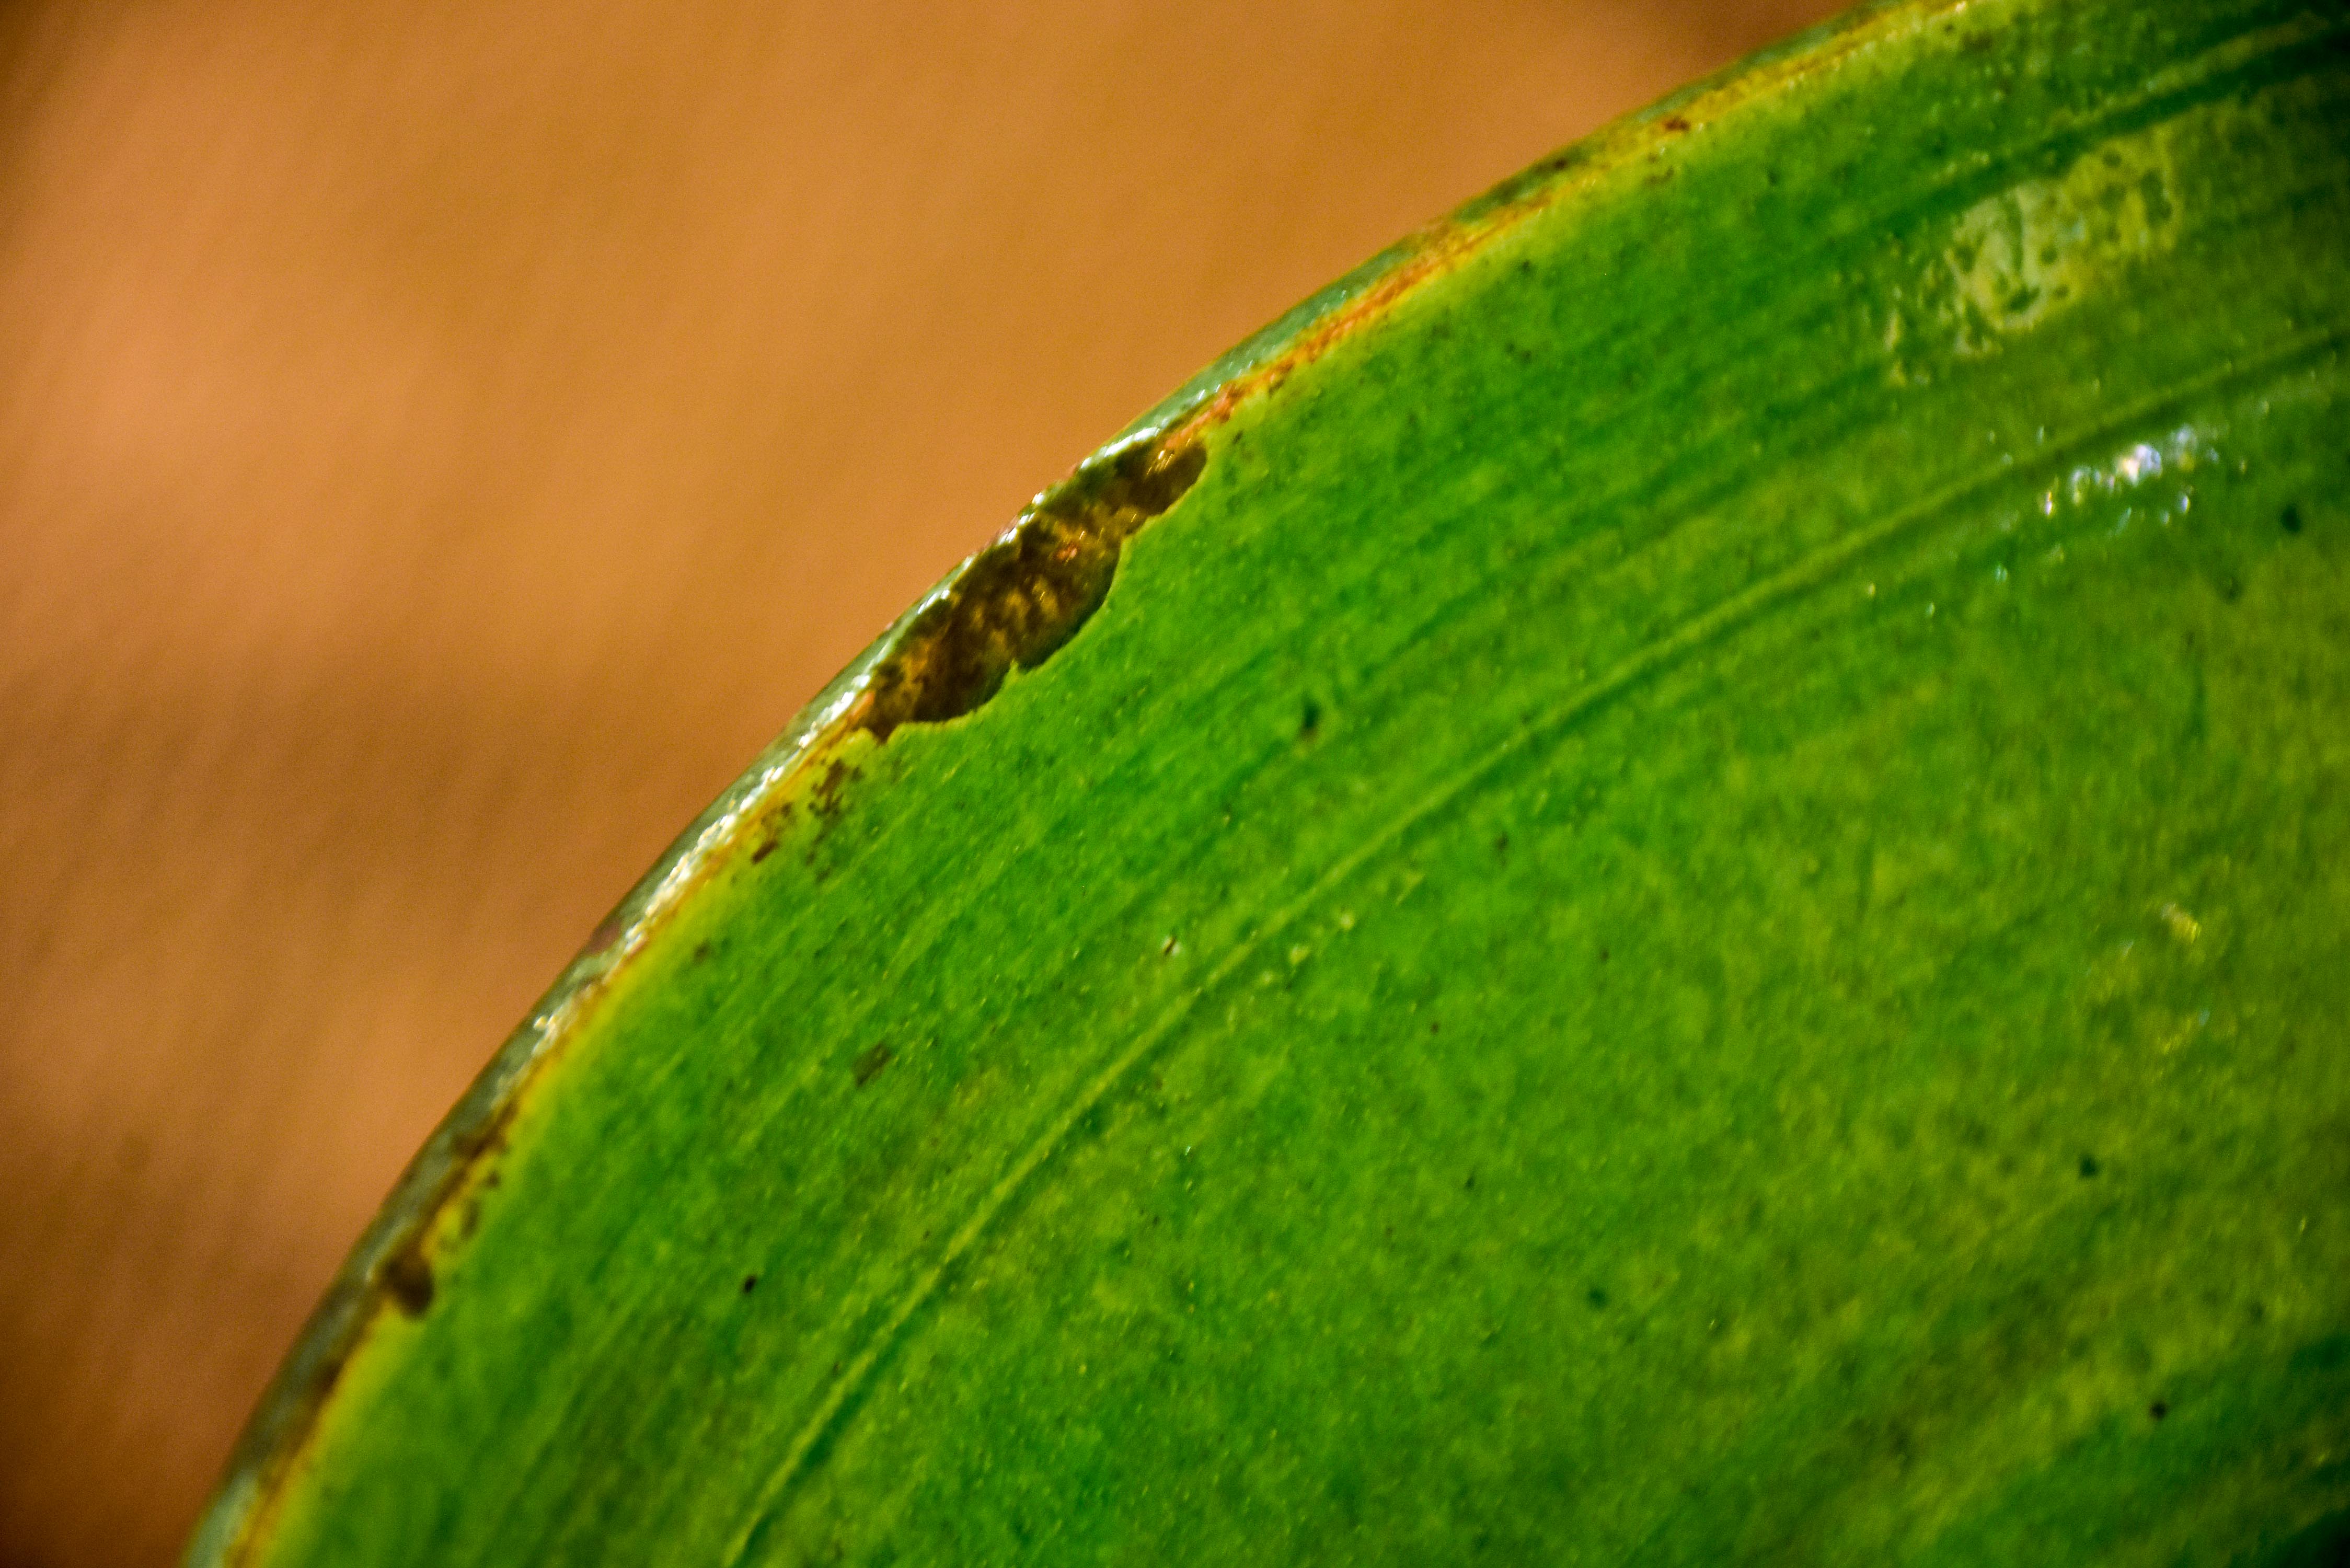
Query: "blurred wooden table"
0 2 1836 1561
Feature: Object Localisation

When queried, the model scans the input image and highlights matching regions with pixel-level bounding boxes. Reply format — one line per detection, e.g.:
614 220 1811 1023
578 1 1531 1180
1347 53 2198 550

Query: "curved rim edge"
182 2 1949 1559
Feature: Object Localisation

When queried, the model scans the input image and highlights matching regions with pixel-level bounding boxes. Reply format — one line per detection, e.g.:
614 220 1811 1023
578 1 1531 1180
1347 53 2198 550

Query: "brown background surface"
0 3 1839 1562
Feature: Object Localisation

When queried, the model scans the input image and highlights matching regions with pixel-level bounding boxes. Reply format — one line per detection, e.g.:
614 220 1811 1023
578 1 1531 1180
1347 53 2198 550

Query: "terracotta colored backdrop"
0 2 1840 1562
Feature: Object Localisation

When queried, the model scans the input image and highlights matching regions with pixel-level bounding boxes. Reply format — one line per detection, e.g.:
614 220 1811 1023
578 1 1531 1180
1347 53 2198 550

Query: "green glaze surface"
191 1 2350 1562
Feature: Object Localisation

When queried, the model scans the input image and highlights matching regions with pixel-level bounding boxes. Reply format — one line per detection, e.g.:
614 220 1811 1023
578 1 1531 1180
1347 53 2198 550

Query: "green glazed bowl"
191 0 2350 1561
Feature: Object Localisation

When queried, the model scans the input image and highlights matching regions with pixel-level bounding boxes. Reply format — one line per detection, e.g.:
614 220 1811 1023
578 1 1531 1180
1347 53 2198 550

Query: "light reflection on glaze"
2042 422 2221 523
1983 422 2222 571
